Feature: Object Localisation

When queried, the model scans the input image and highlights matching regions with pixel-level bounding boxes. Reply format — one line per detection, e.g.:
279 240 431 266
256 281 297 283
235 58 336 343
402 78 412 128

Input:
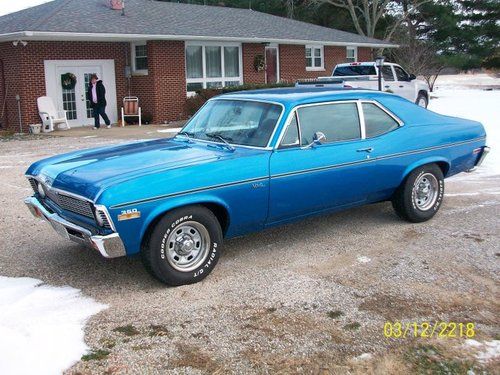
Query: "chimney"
110 0 124 11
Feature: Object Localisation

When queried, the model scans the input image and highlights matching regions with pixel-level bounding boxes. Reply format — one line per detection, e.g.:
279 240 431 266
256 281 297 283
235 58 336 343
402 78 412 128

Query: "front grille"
28 177 95 219
95 209 112 229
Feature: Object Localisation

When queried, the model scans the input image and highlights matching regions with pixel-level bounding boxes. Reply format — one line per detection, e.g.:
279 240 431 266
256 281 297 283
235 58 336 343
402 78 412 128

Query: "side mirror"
409 73 416 81
302 131 326 149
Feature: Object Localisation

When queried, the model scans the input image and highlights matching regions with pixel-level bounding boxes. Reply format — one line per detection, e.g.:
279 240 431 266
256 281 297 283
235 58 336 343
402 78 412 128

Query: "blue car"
25 88 489 286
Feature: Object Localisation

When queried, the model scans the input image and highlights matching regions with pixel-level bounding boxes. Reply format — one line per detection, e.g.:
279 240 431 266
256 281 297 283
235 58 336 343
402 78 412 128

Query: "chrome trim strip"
272 137 486 179
24 197 126 258
111 176 269 209
273 99 404 149
467 145 490 172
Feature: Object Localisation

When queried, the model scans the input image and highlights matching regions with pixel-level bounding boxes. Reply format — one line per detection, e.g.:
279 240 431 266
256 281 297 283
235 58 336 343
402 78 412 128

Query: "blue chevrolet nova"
25 88 489 285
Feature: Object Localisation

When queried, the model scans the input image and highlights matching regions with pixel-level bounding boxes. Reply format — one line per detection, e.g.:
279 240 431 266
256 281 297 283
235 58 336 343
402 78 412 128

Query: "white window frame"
305 45 324 71
346 46 358 62
185 41 243 96
131 42 148 75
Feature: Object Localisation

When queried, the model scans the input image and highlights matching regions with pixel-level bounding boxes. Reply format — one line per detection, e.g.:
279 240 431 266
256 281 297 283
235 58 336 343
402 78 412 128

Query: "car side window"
394 66 410 81
363 103 400 138
381 66 394 81
280 113 300 148
297 103 361 145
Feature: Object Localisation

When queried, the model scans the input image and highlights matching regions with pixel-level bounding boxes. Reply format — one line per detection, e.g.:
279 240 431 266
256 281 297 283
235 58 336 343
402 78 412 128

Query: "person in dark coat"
87 74 111 129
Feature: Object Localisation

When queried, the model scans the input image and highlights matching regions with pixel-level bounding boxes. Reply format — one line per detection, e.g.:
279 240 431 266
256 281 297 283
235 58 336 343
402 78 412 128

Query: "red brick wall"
148 40 186 123
358 47 373 61
242 43 266 84
0 40 374 131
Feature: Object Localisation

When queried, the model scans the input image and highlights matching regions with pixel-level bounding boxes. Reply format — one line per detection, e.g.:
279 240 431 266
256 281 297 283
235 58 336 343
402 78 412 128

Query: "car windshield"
333 65 377 76
179 99 282 148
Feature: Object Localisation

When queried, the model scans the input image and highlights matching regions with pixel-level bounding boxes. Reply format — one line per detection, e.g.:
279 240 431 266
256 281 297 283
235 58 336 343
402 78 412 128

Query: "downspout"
0 59 8 129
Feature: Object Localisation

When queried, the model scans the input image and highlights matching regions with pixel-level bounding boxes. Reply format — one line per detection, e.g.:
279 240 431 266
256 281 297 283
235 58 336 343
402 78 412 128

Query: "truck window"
333 66 376 76
394 66 410 81
381 66 394 81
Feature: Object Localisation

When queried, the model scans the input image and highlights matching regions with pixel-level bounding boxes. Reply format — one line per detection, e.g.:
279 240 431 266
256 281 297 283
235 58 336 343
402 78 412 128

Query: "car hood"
26 138 233 200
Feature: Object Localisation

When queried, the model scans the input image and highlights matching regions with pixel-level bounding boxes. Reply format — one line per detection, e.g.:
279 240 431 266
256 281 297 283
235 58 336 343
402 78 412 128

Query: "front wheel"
142 205 222 286
391 164 444 223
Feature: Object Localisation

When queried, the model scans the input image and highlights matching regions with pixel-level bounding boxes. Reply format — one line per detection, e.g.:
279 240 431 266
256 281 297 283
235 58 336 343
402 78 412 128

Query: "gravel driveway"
0 134 498 374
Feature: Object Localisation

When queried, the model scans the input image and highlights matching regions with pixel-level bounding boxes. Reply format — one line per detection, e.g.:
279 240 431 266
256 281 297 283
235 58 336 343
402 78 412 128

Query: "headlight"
37 182 46 198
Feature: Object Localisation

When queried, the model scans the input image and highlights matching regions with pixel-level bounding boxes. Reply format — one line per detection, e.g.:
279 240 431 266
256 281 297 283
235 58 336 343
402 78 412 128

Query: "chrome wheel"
417 97 427 107
413 173 439 211
165 221 210 272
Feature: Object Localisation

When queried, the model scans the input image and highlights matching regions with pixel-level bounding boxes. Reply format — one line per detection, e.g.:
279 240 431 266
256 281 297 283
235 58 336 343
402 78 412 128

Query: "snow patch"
354 353 373 361
157 127 183 133
428 88 500 178
0 276 107 375
357 256 371 264
463 339 500 363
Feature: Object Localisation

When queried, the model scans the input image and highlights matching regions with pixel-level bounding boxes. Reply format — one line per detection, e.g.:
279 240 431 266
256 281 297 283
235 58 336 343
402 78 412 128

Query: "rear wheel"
391 164 444 223
416 93 428 108
142 205 222 286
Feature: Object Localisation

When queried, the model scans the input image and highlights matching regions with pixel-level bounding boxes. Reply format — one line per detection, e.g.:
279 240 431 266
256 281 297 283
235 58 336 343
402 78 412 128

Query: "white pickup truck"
328 62 430 107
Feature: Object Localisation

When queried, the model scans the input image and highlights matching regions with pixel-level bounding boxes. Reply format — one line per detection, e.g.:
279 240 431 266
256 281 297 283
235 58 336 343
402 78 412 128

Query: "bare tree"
390 37 444 91
308 0 430 40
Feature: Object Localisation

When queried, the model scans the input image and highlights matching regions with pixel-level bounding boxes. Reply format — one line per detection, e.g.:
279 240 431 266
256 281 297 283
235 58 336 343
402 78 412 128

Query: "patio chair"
121 96 142 126
37 96 70 132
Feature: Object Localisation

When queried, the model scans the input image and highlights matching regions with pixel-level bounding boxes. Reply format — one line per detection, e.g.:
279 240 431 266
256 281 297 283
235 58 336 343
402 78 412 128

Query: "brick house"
0 0 394 131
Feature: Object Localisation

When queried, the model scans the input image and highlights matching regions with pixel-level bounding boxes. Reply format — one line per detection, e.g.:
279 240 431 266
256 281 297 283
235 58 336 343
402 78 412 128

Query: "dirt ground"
0 133 498 374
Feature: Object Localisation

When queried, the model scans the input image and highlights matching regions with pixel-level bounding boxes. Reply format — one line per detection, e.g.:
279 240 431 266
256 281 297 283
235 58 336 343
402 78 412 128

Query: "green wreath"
61 73 77 90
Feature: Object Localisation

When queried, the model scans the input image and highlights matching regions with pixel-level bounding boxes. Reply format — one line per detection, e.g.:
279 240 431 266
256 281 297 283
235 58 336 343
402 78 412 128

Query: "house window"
346 46 357 62
132 43 148 74
186 43 242 93
305 45 324 70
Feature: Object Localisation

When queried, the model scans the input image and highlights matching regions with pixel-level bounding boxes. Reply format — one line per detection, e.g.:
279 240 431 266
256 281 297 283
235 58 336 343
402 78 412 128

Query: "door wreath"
254 54 265 72
61 73 77 90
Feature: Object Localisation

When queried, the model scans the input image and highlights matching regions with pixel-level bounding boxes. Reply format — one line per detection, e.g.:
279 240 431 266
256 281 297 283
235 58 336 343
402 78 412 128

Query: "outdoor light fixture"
12 40 28 47
375 56 385 91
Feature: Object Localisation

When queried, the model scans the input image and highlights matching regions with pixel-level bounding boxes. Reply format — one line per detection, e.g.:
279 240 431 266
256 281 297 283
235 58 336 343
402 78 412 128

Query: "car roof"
217 87 395 107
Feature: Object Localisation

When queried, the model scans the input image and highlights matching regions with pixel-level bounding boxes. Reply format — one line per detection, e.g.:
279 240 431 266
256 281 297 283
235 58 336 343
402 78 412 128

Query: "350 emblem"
117 208 141 221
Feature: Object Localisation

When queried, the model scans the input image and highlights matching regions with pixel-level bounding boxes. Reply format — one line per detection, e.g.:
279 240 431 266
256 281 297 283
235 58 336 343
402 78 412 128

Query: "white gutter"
0 31 398 48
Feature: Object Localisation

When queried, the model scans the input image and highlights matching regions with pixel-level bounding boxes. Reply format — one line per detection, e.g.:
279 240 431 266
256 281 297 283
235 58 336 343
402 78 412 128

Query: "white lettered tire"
142 205 222 286
391 164 444 223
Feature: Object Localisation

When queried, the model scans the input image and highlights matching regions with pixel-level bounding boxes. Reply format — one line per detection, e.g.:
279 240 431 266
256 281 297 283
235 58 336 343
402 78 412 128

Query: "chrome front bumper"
24 196 126 258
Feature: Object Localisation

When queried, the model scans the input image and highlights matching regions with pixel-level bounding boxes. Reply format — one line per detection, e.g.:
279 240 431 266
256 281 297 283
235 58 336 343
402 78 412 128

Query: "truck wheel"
391 164 444 223
142 205 222 286
416 93 428 108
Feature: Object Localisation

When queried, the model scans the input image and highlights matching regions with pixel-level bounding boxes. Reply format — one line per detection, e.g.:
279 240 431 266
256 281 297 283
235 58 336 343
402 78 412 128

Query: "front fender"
109 194 233 256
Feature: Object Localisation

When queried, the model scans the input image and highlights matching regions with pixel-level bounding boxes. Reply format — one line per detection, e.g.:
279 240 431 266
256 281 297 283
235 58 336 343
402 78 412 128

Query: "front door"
45 60 118 127
56 66 102 127
267 101 376 224
265 47 279 84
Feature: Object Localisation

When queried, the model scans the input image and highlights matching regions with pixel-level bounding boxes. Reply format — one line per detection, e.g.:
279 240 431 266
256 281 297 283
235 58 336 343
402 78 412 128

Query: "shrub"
185 82 294 116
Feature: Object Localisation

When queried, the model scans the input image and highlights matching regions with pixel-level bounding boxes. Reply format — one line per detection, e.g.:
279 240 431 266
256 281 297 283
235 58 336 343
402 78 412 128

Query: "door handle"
399 85 404 88
384 85 390 89
357 147 374 153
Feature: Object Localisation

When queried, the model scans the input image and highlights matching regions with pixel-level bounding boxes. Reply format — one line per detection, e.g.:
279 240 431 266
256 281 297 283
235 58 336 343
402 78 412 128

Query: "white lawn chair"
37 96 70 132
121 96 142 126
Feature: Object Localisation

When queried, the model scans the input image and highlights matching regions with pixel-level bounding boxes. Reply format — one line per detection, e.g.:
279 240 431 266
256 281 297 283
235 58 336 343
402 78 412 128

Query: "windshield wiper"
177 131 195 142
206 133 235 151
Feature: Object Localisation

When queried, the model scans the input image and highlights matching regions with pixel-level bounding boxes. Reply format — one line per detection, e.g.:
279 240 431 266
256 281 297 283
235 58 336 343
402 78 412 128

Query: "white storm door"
45 60 118 127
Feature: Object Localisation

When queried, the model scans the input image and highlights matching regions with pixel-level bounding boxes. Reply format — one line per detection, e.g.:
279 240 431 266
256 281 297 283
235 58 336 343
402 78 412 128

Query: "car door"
381 65 396 92
267 101 377 224
393 65 415 102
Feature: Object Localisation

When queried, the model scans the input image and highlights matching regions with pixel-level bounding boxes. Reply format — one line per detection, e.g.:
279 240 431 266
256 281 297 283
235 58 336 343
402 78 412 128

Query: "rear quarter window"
363 103 400 138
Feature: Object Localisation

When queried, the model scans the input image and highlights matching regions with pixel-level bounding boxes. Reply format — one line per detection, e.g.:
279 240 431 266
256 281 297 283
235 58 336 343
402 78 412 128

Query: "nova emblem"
252 182 265 189
118 209 141 221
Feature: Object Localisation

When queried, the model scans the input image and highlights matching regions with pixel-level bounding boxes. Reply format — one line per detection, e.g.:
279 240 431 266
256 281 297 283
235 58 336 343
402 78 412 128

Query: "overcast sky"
0 0 55 17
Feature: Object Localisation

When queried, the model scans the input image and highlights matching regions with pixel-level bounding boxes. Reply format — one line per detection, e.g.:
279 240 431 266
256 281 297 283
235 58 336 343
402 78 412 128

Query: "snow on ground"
463 339 500 363
428 74 500 178
0 276 107 375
